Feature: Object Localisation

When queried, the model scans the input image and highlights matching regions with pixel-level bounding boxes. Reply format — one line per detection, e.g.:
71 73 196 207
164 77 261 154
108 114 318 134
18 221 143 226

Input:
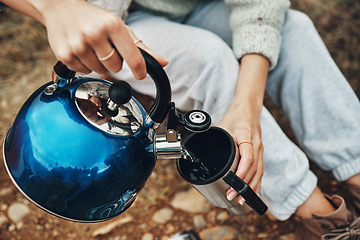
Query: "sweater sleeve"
225 0 290 70
86 0 132 18
0 0 131 14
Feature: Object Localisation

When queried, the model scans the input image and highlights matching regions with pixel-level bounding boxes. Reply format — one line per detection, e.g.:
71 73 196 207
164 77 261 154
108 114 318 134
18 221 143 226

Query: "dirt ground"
0 0 360 239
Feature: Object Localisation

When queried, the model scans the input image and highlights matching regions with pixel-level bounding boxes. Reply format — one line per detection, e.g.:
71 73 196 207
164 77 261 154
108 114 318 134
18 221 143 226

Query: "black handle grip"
223 171 268 216
139 48 171 124
53 61 76 80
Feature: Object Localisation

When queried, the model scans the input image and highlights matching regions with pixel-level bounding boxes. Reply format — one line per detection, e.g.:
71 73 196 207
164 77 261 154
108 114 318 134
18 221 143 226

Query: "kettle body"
3 49 175 222
3 49 213 223
4 77 156 222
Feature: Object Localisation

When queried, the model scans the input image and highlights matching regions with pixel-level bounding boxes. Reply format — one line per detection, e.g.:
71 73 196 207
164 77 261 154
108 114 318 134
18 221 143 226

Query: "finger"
235 143 254 181
90 35 124 73
127 26 169 68
242 140 259 184
54 40 92 74
238 195 246 206
254 181 261 196
127 26 169 67
226 188 238 201
72 42 108 74
247 145 264 194
134 39 169 67
62 56 91 74
109 26 146 80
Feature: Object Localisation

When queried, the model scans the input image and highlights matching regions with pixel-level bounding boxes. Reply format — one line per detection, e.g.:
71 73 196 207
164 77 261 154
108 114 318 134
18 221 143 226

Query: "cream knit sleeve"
87 0 132 18
225 0 290 70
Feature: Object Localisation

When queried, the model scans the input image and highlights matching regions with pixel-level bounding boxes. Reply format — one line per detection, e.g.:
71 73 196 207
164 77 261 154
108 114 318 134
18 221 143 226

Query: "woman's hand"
43 0 168 77
218 101 264 205
218 54 269 205
4 0 168 77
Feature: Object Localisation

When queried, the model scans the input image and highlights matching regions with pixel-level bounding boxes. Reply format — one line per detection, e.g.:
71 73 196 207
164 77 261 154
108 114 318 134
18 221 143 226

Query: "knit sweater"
87 0 290 69
130 0 200 19
1 0 290 69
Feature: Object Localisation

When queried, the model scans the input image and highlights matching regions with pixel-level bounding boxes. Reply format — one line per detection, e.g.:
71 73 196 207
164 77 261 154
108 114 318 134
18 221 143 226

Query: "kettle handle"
53 48 172 124
139 48 171 124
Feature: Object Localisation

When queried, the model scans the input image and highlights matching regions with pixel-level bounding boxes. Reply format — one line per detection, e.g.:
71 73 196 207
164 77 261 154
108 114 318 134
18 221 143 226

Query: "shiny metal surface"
192 180 252 215
3 77 156 222
188 111 207 124
74 81 143 136
176 127 252 215
154 133 182 160
191 143 252 215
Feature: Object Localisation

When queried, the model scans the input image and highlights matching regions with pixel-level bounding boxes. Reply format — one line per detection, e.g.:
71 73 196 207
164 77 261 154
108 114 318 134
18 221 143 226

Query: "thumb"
135 40 169 68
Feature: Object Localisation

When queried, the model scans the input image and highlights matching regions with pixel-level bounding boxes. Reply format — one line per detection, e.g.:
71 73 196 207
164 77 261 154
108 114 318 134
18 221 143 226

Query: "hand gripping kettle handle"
138 48 171 124
223 171 268 216
53 48 172 124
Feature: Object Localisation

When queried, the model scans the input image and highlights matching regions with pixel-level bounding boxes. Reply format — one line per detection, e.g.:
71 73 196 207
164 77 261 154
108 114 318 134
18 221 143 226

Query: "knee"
183 30 239 85
190 32 234 63
275 10 323 72
286 10 316 33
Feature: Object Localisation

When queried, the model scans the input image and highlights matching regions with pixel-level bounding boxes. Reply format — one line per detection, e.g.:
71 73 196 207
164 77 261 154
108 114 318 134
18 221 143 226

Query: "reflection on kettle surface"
3 77 156 222
3 51 216 223
75 81 142 136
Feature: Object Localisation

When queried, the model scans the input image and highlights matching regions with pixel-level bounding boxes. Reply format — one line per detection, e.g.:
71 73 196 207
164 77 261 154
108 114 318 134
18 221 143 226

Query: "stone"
142 233 153 240
170 188 212 213
247 225 256 233
92 215 134 237
0 187 13 196
193 215 207 229
199 226 238 240
279 233 296 240
206 211 217 224
257 232 270 238
216 211 230 221
265 212 278 221
164 224 175 234
112 236 127 240
7 202 30 223
0 214 8 226
8 224 16 232
52 230 60 237
45 223 51 229
152 207 173 224
16 221 24 229
0 204 7 211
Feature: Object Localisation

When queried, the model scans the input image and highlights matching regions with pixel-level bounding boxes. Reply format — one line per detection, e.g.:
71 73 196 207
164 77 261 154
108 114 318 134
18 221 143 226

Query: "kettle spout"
154 129 183 160
154 130 201 162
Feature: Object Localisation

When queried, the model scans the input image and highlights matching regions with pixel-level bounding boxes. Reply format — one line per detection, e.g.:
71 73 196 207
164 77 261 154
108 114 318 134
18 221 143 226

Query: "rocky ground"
0 0 360 239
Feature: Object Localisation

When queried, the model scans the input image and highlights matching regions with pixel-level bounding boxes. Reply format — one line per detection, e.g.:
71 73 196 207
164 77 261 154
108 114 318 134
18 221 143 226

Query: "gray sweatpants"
110 1 360 220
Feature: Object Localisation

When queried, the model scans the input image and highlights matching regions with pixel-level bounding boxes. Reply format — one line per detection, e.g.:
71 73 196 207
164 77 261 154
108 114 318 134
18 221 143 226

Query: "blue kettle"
3 49 211 222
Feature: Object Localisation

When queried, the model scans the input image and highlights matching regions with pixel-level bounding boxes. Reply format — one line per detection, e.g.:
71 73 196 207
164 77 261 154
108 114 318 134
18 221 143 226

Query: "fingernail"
239 198 246 205
227 191 237 201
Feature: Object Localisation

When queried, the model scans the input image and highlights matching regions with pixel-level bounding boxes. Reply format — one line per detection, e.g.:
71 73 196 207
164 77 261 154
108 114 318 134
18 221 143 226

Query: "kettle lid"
74 80 144 136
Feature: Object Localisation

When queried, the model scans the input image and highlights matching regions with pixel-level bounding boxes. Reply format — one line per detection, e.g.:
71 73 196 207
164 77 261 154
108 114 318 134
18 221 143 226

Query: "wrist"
230 54 269 115
229 97 263 118
34 0 84 24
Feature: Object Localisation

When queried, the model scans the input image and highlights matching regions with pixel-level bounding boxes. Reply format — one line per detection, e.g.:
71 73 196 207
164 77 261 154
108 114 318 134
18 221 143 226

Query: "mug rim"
176 126 236 185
